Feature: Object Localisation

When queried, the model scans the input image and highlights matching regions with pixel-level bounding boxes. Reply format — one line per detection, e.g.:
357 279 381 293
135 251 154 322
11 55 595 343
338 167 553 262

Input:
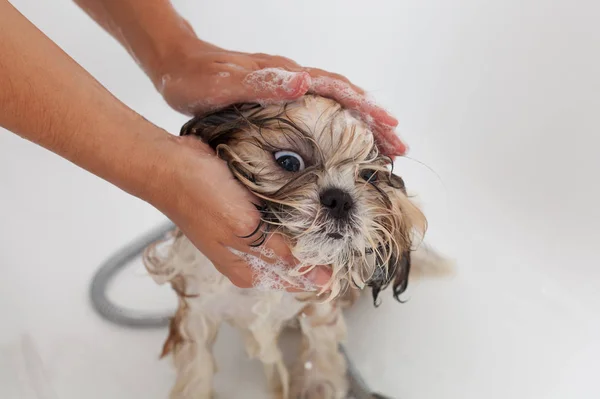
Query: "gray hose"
88 221 392 398
89 220 175 328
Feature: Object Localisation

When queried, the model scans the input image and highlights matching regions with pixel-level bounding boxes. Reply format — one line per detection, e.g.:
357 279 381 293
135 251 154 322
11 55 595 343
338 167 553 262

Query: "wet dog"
144 95 446 398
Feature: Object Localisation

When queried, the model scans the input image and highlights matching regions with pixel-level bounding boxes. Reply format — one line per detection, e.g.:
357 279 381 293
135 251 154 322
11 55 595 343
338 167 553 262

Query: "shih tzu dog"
144 95 447 399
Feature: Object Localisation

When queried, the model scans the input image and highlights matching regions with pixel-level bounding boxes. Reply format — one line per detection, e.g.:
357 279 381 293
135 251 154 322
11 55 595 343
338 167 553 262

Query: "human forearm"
73 0 206 87
0 0 332 290
0 0 175 201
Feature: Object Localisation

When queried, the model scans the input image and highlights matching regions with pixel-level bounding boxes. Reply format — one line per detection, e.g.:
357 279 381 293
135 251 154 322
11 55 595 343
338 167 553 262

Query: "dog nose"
320 188 354 219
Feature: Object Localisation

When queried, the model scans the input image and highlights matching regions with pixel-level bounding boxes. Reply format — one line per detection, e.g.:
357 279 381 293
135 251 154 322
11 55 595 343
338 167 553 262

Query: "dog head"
180 95 426 304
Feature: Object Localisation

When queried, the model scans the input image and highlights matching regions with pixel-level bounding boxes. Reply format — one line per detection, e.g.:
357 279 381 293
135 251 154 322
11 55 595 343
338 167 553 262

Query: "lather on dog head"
181 95 426 304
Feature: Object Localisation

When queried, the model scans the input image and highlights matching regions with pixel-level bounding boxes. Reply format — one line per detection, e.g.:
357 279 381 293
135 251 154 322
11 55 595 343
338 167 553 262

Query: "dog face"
181 95 426 304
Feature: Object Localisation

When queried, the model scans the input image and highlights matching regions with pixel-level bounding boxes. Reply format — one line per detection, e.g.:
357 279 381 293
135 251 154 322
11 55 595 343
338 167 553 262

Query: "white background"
1 1 600 398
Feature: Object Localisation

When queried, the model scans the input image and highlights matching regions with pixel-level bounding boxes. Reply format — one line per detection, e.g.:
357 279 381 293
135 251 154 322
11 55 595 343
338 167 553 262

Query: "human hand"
154 40 406 156
151 135 332 291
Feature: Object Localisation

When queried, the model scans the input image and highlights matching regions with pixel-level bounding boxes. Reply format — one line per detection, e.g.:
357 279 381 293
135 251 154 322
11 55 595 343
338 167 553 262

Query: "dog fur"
143 95 442 399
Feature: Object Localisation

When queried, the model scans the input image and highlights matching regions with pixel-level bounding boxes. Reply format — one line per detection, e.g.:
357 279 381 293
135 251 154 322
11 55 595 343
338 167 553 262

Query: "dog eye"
274 151 305 172
360 169 378 183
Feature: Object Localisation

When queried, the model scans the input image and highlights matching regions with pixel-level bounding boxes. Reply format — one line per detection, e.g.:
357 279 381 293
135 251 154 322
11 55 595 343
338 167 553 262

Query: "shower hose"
89 220 392 399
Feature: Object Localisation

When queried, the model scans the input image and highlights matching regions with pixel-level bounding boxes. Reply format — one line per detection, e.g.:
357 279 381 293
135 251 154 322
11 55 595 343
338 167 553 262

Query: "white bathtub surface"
1 1 600 398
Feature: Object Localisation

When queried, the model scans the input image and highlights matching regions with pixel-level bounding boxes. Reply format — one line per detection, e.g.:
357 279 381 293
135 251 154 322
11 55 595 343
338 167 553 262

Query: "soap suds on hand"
228 246 316 292
243 68 309 103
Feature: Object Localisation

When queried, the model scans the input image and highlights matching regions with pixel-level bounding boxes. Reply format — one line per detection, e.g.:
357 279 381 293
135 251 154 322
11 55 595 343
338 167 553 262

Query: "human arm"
73 0 407 156
0 0 329 289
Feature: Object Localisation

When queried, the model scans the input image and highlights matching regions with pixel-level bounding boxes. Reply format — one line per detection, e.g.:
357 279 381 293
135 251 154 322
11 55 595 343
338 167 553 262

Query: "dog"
144 95 447 398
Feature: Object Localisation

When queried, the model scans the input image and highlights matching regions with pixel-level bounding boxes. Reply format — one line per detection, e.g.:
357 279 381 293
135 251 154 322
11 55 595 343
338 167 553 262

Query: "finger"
295 265 332 288
206 61 406 155
240 68 311 102
371 123 408 157
225 271 254 289
231 231 332 289
258 233 333 288
359 100 399 128
253 231 296 265
212 258 254 288
216 249 313 292
303 67 359 91
225 242 327 292
303 68 399 125
304 71 406 155
308 73 397 125
182 62 310 114
196 238 312 291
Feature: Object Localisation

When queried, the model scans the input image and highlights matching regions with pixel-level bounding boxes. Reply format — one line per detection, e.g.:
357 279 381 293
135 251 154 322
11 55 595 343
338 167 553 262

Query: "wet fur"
144 96 433 399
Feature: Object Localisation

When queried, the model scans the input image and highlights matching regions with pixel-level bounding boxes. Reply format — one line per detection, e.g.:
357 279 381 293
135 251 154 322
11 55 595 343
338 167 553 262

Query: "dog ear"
366 181 426 306
367 249 411 306
388 173 406 194
391 250 411 302
179 104 261 149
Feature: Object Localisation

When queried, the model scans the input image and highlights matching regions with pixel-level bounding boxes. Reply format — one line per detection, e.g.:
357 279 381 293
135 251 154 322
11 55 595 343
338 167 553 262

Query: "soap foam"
310 76 367 105
243 68 304 102
228 247 316 292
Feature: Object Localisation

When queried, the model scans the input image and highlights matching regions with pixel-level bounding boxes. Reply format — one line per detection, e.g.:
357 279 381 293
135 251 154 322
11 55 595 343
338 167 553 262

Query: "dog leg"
242 323 289 399
168 303 221 399
291 303 348 399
